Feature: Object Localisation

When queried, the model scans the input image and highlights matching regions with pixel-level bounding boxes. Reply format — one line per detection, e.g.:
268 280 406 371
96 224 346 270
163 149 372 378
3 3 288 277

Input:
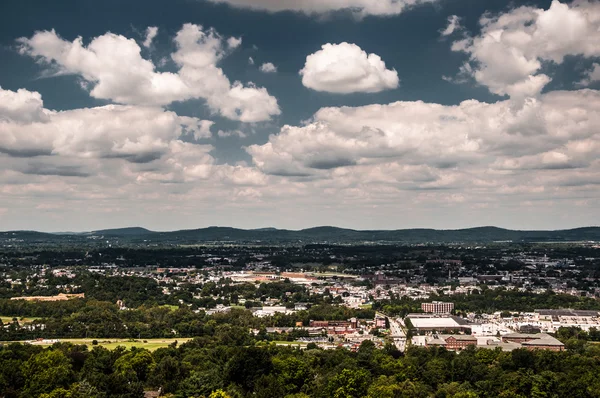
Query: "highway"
382 313 407 352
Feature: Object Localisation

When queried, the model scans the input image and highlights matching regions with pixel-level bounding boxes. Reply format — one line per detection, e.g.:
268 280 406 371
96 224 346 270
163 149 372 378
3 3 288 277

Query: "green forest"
2 335 600 398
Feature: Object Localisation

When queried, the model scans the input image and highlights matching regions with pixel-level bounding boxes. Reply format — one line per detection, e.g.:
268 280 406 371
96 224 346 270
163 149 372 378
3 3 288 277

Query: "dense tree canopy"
2 338 600 397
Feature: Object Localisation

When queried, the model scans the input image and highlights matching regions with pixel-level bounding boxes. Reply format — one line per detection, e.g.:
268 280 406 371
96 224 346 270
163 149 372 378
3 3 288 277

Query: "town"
2 241 600 354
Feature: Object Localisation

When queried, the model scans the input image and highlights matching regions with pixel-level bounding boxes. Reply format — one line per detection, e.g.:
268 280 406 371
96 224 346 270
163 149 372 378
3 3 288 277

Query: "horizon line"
2 225 600 234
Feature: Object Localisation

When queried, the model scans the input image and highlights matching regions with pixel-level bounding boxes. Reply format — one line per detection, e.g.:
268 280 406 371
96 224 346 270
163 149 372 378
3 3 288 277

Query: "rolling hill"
1 226 599 245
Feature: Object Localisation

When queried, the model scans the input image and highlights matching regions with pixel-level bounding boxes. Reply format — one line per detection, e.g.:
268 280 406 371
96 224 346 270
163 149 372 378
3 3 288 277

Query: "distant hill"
90 227 154 236
1 226 599 245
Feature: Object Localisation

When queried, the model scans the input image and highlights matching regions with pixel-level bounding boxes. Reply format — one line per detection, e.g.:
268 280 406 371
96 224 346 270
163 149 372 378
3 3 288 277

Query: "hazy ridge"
1 226 599 244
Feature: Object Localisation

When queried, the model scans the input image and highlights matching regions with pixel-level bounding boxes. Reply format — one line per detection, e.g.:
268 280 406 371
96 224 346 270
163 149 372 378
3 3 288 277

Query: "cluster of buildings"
3 247 600 354
251 314 389 350
467 308 600 335
422 333 564 352
404 304 600 352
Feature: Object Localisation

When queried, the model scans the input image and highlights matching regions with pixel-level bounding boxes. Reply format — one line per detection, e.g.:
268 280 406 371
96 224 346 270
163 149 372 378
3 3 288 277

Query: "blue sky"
0 0 599 231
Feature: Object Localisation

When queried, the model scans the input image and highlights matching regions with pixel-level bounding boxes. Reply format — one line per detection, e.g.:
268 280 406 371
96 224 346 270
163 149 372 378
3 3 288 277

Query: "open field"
0 316 40 325
270 340 307 346
1 338 193 351
159 304 180 311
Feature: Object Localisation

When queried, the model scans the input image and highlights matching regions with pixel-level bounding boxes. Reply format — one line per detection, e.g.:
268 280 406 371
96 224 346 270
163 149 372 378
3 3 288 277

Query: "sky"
0 0 599 232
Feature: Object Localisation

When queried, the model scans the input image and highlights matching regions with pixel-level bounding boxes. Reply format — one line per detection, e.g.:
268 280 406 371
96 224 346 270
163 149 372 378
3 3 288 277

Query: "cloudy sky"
1 0 599 232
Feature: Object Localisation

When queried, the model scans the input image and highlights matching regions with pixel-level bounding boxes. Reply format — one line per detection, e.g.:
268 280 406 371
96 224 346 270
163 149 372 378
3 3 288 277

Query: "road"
382 313 407 352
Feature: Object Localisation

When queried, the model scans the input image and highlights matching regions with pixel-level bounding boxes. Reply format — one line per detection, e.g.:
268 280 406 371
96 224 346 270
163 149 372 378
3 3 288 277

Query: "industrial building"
406 314 471 334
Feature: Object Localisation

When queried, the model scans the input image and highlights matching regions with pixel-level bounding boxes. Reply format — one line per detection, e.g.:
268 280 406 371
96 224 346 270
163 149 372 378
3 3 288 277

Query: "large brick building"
421 301 454 314
425 334 477 351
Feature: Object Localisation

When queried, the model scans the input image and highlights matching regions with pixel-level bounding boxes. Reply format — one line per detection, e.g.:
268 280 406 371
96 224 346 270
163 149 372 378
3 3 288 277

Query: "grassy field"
270 340 307 346
0 316 40 325
2 338 193 351
159 304 180 311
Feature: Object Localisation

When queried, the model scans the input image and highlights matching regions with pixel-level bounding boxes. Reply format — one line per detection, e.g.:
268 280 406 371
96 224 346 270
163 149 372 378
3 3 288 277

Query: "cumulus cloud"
440 15 461 36
18 24 280 122
299 43 399 93
227 36 242 49
218 129 247 138
142 26 158 48
0 87 214 164
450 0 600 98
6 8 600 230
0 86 49 123
579 63 600 86
247 90 600 185
0 85 285 222
259 62 277 73
205 0 439 17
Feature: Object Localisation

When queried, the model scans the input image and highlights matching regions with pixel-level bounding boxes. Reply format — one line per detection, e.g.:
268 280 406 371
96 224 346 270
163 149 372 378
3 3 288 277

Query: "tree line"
2 333 600 397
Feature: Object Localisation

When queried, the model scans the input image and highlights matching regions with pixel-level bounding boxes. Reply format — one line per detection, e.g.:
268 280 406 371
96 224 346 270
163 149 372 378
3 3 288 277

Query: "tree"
178 369 224 398
149 355 183 393
209 389 232 398
21 350 74 397
325 368 371 398
114 349 155 383
67 381 103 398
224 347 273 392
273 356 312 395
367 376 403 398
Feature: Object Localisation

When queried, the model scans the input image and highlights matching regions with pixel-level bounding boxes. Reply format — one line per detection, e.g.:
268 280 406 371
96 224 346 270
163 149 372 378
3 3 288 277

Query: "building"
535 309 599 321
502 333 565 351
253 306 291 317
309 320 352 328
406 314 471 334
532 309 600 332
294 303 308 311
444 335 477 350
421 301 455 314
425 334 477 351
375 316 386 329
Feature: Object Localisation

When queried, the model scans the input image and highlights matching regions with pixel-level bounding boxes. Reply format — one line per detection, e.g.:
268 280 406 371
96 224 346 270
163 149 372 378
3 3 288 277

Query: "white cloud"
580 63 600 86
227 36 242 49
143 26 158 48
450 0 600 98
182 118 214 140
247 89 600 181
18 24 280 122
0 86 213 164
248 56 254 65
441 15 461 36
299 42 399 93
205 0 439 17
0 86 49 123
0 86 281 194
217 165 267 186
218 129 247 138
5 13 600 230
259 62 277 73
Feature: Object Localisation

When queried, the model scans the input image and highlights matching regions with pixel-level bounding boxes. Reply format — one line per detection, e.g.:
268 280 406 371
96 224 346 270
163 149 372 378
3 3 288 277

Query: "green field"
270 340 307 346
2 338 193 351
0 316 40 325
159 304 180 311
